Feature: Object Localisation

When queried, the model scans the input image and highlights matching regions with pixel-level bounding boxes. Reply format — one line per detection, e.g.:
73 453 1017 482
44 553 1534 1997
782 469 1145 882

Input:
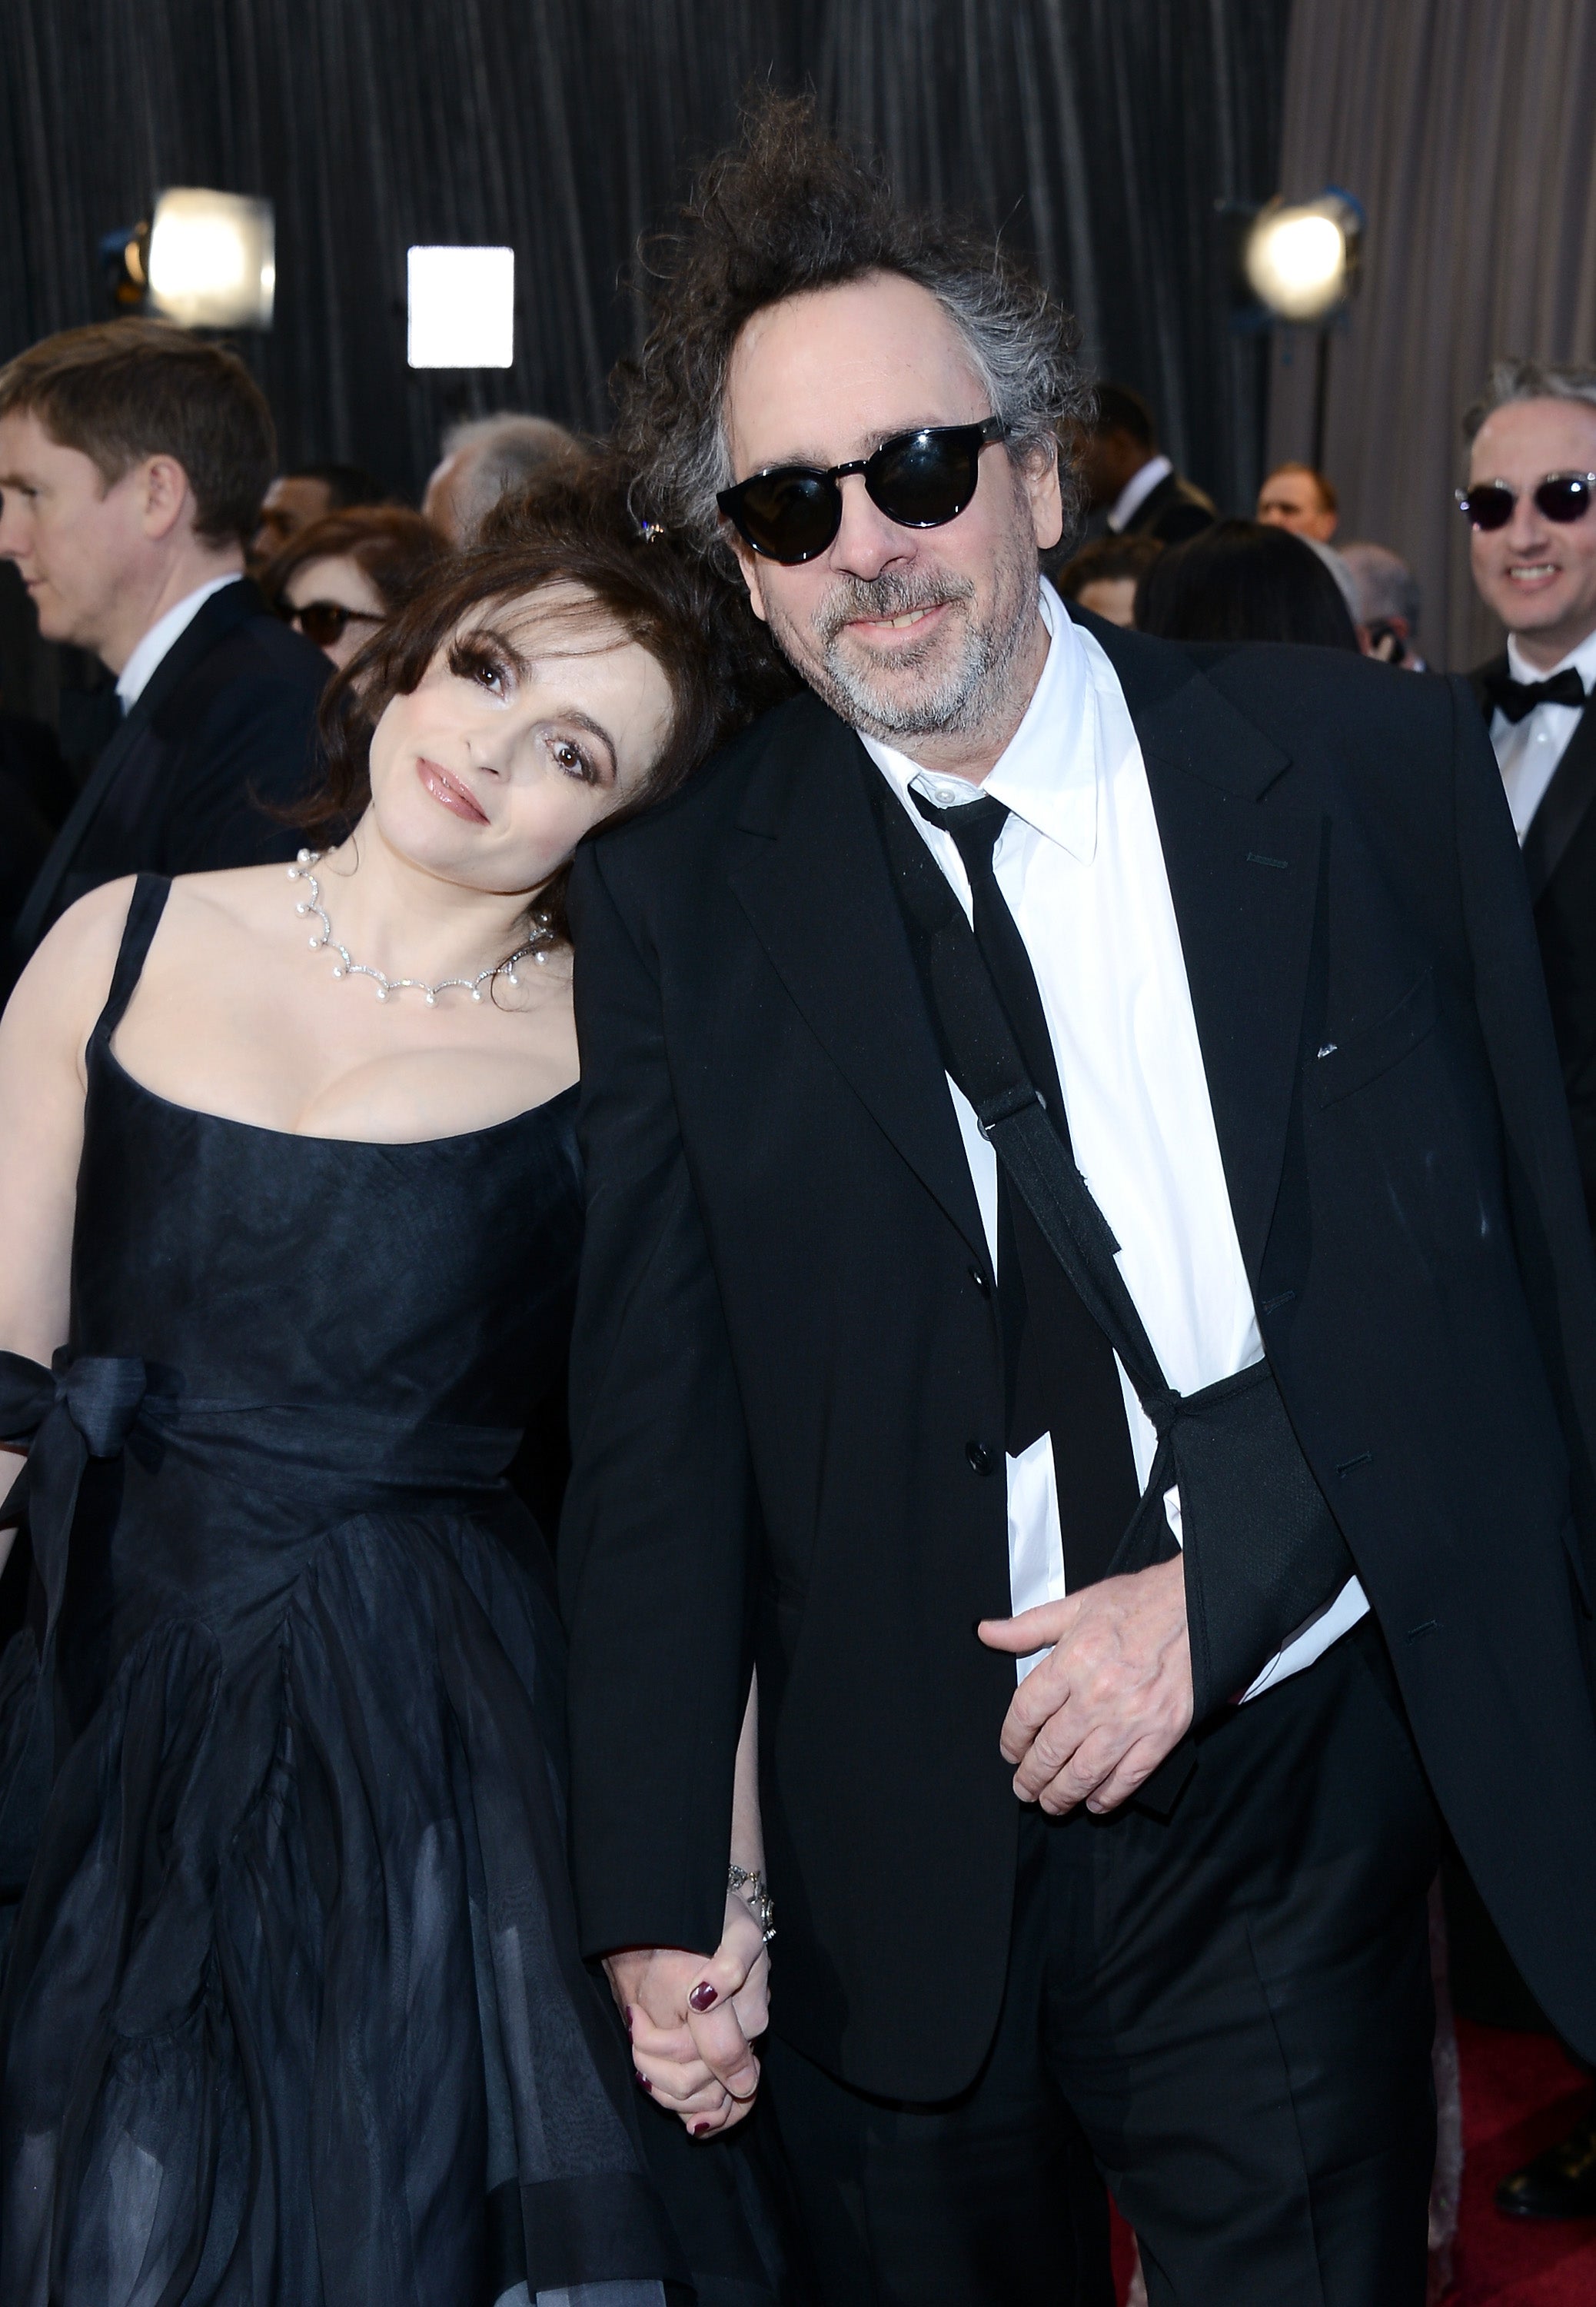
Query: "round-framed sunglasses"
279 598 384 647
1455 472 1596 531
717 415 1009 565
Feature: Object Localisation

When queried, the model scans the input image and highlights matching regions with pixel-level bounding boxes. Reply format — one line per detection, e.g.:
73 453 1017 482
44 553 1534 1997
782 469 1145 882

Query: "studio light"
146 189 275 331
407 246 516 369
1243 194 1362 323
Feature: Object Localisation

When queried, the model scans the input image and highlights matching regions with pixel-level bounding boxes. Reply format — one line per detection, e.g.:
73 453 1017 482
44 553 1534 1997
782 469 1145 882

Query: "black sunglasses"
1455 472 1596 531
717 416 1009 564
280 598 384 647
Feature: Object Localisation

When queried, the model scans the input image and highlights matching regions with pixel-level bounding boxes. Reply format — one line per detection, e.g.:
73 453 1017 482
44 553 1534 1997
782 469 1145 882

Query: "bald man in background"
422 413 584 544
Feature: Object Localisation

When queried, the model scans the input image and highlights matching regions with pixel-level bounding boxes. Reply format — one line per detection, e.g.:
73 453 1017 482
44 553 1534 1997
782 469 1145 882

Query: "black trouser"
763 1616 1443 2306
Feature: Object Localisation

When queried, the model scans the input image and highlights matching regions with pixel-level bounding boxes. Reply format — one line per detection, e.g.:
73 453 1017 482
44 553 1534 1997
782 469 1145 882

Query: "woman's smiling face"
365 582 676 897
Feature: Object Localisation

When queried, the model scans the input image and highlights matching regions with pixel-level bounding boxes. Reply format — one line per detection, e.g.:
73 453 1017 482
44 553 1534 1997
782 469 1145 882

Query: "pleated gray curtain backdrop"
0 0 1289 517
1266 0 1596 672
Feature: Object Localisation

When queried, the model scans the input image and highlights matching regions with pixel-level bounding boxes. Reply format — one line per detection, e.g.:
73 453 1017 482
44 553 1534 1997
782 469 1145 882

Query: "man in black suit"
1079 381 1215 544
562 112 1596 2304
0 319 328 987
1466 359 1596 1232
1464 355 1596 2220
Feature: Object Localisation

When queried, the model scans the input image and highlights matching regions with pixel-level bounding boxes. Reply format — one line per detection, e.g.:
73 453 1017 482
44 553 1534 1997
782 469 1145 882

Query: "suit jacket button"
968 1266 989 1293
966 1440 997 1476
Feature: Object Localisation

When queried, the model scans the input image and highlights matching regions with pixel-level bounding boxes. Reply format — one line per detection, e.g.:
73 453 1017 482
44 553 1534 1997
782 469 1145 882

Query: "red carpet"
1450 2018 1596 2306
1110 2019 1596 2304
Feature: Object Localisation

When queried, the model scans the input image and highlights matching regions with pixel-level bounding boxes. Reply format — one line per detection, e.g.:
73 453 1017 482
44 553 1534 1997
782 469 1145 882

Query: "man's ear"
138 454 195 544
731 536 770 625
1019 441 1066 554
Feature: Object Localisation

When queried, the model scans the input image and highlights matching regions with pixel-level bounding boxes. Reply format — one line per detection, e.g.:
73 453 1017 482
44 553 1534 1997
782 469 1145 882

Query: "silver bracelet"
728 1863 776 1946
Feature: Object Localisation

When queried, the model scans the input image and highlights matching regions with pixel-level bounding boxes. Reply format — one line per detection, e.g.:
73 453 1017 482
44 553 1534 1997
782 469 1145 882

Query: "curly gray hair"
612 95 1092 571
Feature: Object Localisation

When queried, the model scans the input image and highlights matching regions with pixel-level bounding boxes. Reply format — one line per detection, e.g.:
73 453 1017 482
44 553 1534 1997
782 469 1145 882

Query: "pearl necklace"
287 848 551 1005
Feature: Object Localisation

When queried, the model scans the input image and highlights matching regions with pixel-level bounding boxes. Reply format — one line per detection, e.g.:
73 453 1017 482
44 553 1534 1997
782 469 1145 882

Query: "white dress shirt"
115 574 242 711
1490 624 1596 844
861 579 1370 1692
1106 454 1172 534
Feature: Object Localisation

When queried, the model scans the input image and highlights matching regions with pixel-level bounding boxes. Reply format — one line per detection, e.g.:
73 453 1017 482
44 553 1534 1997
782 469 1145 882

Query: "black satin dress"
0 877 783 2307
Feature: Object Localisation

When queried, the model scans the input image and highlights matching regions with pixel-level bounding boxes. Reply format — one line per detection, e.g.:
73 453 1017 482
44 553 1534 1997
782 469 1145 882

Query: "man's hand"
978 1556 1193 1816
603 1891 769 2136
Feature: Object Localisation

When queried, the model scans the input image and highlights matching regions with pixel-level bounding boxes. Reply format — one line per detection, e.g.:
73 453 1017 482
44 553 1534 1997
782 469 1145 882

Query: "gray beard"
764 538 1041 745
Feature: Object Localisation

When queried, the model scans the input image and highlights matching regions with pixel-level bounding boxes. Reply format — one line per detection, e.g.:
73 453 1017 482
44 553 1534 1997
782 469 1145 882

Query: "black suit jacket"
1472 653 1596 1230
561 617 1596 2098
1122 465 1216 545
7 579 327 977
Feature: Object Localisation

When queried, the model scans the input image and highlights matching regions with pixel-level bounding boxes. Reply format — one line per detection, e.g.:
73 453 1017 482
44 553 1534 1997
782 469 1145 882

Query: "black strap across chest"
905 787 1140 1594
862 758 1356 1753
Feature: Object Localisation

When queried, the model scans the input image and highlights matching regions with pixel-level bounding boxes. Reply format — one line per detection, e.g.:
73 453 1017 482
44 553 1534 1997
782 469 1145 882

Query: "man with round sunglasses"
1461 362 1596 2222
1464 361 1596 1230
561 102 1596 2306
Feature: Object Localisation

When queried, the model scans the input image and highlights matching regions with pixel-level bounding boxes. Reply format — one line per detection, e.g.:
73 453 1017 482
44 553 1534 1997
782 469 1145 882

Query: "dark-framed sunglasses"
717 415 1009 565
1455 472 1596 531
279 598 384 647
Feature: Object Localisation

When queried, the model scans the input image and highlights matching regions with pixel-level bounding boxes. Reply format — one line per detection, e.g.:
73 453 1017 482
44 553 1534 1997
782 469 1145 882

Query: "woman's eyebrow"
470 621 534 677
555 707 618 778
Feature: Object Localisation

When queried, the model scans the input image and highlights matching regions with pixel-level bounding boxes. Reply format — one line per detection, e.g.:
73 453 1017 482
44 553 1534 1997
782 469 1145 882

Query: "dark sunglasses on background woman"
717 415 1008 564
278 598 384 647
1455 472 1596 531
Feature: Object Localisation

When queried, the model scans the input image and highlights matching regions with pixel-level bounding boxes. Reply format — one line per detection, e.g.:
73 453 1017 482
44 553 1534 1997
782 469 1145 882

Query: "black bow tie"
1483 667 1587 724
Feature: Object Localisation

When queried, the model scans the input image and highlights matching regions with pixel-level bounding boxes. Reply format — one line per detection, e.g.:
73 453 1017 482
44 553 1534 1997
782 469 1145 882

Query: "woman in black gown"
0 477 790 2303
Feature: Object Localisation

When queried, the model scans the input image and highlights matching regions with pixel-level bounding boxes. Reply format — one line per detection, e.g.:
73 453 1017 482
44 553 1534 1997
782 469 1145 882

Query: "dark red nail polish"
688 1981 717 2012
637 2072 652 2092
691 2121 710 2137
624 2006 634 2036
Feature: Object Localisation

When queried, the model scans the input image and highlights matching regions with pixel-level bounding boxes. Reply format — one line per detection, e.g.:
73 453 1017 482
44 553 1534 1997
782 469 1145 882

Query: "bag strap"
865 771 1176 1426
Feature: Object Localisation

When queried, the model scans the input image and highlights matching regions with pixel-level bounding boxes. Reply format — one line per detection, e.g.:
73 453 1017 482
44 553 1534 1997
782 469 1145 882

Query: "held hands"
978 1555 1194 1816
603 1889 769 2137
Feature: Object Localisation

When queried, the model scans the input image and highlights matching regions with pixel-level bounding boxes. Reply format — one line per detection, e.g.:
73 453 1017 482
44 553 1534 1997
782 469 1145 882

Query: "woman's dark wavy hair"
1134 520 1362 652
613 92 1092 571
301 460 792 940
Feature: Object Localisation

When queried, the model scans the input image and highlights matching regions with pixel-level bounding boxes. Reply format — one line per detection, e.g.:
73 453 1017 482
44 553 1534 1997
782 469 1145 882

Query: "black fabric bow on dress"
1481 667 1587 724
0 1350 151 1896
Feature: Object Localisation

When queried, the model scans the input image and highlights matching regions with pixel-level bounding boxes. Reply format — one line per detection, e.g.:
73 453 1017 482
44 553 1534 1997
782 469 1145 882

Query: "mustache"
813 568 976 644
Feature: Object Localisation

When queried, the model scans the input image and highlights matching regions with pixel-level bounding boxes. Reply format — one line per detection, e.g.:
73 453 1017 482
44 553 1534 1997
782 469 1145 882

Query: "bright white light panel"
407 245 515 369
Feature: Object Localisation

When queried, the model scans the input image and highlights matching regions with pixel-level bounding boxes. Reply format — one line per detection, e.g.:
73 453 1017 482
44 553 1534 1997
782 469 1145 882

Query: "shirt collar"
115 573 241 710
1106 452 1172 533
860 577 1100 865
1505 621 1596 696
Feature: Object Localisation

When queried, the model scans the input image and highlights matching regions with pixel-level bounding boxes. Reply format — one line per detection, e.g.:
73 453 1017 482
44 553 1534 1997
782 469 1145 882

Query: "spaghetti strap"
91 874 171 1046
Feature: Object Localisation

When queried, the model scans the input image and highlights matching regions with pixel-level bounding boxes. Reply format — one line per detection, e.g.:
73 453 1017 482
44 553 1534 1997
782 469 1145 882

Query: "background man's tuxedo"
561 616 1596 2106
6 578 327 982
1119 467 1215 544
1471 651 1596 1230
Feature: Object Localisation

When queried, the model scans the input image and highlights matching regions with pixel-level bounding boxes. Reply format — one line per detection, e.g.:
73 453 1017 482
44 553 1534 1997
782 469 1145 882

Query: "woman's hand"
606 1888 769 2134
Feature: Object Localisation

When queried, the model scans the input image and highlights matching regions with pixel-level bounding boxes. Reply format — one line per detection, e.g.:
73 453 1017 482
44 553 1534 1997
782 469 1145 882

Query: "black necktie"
1482 667 1586 724
910 788 1140 1589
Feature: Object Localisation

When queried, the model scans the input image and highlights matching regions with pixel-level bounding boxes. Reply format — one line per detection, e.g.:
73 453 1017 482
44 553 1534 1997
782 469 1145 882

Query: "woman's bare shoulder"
2 877 140 1067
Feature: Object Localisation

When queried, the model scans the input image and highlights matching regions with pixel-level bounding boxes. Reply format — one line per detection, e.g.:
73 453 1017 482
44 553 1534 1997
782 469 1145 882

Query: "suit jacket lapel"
9 580 258 964
1523 699 1596 905
1079 611 1322 1277
728 698 989 1264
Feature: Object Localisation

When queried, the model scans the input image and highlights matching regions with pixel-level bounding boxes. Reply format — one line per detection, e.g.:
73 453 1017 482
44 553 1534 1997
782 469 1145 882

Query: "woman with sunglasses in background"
266 502 447 667
0 465 797 2305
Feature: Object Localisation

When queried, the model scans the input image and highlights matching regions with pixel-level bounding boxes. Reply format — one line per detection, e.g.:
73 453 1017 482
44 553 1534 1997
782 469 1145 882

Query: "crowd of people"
0 91 1594 2307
